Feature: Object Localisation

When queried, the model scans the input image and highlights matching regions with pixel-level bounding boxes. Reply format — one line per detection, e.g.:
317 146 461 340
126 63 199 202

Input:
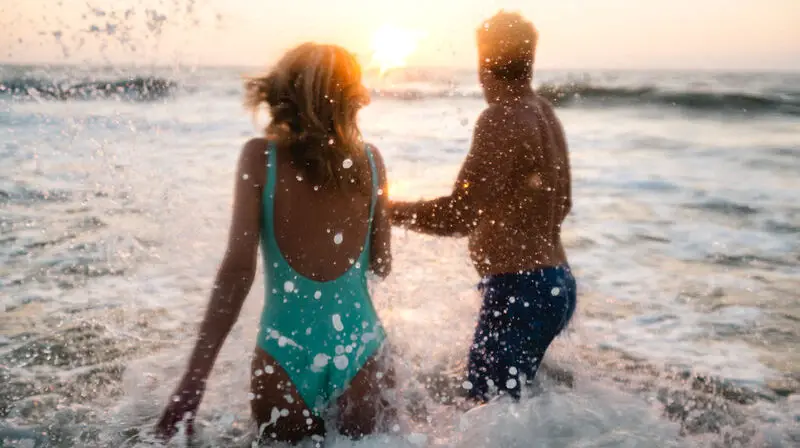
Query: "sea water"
1 64 799 447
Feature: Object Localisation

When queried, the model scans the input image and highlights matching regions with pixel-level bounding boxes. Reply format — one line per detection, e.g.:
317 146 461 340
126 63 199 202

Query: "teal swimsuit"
257 142 386 416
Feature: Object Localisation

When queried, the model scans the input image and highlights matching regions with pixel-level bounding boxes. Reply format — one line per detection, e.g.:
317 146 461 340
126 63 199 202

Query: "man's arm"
392 106 511 236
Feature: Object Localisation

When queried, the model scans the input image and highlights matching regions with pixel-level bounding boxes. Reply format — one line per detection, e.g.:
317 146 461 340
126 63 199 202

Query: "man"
391 11 577 403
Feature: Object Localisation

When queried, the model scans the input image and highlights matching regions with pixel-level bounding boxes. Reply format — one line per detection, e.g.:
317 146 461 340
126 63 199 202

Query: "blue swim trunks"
466 265 577 401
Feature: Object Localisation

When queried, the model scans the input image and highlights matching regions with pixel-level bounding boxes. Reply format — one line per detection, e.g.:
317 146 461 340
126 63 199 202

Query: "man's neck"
485 82 535 106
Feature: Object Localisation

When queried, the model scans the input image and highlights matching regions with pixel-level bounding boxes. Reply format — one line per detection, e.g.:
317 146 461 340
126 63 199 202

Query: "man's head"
477 11 538 88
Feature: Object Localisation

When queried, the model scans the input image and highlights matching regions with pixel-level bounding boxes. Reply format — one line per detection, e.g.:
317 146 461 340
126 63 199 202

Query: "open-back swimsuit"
257 142 386 416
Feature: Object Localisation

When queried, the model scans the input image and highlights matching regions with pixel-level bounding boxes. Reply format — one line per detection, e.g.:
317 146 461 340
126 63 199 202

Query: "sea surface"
1 64 799 447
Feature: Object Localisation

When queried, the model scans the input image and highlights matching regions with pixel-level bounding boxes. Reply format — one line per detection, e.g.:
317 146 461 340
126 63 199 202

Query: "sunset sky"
1 0 799 70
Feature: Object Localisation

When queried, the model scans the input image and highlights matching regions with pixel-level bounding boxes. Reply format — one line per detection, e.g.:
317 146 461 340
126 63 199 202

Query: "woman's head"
245 43 370 189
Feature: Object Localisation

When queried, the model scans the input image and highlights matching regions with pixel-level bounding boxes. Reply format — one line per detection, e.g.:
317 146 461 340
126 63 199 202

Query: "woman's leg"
335 348 397 439
250 347 325 445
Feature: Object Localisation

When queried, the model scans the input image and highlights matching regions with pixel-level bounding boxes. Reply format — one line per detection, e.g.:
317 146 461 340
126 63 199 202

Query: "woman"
156 43 394 444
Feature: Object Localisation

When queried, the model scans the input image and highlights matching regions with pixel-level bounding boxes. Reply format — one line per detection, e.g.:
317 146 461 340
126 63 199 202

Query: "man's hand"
388 200 414 226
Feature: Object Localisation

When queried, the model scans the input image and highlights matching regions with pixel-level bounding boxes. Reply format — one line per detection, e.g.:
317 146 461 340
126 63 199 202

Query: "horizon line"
1 60 799 75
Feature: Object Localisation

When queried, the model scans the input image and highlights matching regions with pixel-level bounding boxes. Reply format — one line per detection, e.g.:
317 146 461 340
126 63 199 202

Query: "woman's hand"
155 379 205 441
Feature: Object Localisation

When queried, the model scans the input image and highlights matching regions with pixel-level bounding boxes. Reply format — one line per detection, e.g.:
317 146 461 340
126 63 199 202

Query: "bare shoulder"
476 103 508 125
238 137 269 186
241 137 269 160
533 93 557 110
531 95 564 126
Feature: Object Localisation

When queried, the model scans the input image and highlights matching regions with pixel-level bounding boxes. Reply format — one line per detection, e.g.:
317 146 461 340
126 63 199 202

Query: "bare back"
468 95 571 276
270 142 391 281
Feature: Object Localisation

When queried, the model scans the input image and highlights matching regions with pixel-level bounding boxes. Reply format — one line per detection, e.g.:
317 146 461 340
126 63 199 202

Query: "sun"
369 25 424 75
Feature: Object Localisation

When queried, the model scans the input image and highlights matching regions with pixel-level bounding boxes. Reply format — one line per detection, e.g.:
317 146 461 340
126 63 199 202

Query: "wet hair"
244 43 371 191
477 11 538 82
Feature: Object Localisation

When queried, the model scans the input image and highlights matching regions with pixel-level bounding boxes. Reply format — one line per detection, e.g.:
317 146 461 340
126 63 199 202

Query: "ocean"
1 64 799 447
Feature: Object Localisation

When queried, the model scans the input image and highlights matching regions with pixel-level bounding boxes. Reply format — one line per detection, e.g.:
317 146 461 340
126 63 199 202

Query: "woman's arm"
368 145 392 278
156 138 265 440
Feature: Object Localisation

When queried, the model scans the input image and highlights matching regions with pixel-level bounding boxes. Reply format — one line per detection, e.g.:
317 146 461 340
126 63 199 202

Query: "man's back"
391 10 577 404
466 95 571 276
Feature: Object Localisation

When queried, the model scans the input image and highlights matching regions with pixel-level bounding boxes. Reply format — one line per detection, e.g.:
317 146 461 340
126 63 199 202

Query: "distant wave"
4 73 798 116
0 76 176 101
373 83 800 116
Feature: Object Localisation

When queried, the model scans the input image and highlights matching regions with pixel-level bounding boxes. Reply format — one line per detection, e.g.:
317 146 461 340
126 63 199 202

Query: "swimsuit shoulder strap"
262 140 279 251
266 140 278 199
365 144 378 222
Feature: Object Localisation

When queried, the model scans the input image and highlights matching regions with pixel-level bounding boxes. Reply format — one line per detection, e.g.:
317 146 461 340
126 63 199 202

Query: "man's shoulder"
477 104 508 123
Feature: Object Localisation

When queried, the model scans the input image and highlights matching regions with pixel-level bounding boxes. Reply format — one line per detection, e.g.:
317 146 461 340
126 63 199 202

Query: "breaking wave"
0 76 175 101
372 83 800 116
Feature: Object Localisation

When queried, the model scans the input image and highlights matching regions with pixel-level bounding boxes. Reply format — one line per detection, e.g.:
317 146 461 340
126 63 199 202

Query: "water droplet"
314 290 322 299
509 366 518 375
264 365 275 374
247 392 255 400
333 232 343 244
254 369 263 377
334 355 349 370
342 158 353 169
462 381 473 390
506 378 518 389
335 345 345 355
332 314 344 331
551 287 561 296
296 174 303 182
313 353 330 367
284 280 295 292
242 173 249 180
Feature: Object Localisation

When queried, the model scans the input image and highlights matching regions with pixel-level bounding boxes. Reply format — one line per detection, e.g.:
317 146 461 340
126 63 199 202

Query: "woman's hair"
244 43 371 191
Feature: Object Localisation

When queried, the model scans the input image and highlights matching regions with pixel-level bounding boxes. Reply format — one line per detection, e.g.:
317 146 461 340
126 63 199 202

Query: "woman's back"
157 42 394 444
270 142 376 281
257 138 388 417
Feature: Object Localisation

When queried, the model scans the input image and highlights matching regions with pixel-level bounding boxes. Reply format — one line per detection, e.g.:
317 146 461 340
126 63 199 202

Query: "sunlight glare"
369 25 425 75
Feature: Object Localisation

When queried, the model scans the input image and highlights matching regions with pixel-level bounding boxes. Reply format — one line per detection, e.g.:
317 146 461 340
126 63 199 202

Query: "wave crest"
0 76 176 101
372 82 800 116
